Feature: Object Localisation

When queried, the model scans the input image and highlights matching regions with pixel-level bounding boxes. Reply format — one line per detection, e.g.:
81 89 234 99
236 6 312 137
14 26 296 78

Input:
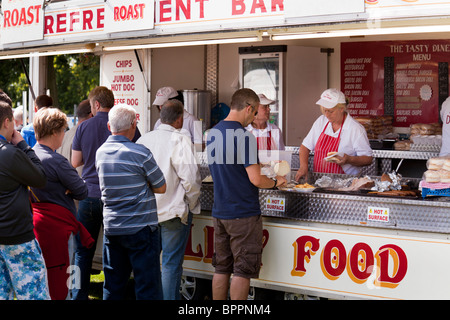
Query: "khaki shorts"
212 215 262 279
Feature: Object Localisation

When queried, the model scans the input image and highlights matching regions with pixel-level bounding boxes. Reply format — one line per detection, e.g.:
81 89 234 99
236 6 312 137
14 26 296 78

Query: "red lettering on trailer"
232 0 245 15
44 15 54 34
158 0 210 22
291 236 408 288
375 244 408 288
56 13 66 33
176 0 190 20
232 0 284 16
184 224 269 263
250 0 267 14
347 243 375 284
321 239 347 280
44 7 104 35
196 0 208 18
116 60 133 68
159 0 171 22
97 7 105 28
184 224 214 262
69 12 80 32
292 236 320 277
83 10 93 30
113 3 145 21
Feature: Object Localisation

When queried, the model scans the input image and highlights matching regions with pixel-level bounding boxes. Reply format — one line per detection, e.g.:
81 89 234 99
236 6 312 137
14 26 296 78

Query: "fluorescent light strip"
103 37 260 51
272 25 450 40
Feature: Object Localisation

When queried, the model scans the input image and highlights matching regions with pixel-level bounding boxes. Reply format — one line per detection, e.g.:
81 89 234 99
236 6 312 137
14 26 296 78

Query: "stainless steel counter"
284 146 439 176
198 148 449 235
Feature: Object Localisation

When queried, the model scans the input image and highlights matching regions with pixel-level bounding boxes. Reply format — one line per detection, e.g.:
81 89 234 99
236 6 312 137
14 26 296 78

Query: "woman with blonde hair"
30 107 93 300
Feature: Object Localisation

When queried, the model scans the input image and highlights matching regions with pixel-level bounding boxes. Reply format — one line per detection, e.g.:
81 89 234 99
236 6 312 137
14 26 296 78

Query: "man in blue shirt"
96 103 166 300
21 94 53 147
207 88 287 300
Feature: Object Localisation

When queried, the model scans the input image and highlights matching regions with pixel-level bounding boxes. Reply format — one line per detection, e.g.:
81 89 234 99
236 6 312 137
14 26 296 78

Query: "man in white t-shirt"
440 96 450 157
153 86 203 151
138 99 201 300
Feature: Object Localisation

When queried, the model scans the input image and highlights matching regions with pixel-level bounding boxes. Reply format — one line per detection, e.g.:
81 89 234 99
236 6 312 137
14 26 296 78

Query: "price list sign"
101 51 146 133
341 40 450 127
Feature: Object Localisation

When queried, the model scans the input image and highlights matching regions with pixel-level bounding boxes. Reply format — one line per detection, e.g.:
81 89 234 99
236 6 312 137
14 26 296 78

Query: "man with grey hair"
96 104 166 300
137 99 201 300
13 107 23 132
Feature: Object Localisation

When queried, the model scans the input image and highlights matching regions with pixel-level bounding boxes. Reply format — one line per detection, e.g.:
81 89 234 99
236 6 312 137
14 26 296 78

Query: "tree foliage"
0 59 30 108
52 53 100 114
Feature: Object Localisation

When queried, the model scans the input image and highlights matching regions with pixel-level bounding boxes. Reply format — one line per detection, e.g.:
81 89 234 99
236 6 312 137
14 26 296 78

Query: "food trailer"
4 0 450 300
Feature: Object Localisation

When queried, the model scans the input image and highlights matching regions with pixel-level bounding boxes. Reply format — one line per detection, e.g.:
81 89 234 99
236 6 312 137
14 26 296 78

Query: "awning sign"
104 0 154 33
284 0 364 18
1 0 44 44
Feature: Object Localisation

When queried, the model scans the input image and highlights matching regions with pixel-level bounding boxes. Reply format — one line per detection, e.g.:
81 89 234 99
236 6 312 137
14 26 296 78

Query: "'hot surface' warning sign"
265 197 285 212
367 206 390 222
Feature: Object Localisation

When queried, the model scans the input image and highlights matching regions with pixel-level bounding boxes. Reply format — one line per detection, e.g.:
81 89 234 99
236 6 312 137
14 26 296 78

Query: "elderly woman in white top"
295 88 372 181
245 94 285 150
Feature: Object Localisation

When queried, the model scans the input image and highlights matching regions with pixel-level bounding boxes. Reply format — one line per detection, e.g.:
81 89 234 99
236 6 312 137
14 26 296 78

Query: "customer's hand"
10 130 24 146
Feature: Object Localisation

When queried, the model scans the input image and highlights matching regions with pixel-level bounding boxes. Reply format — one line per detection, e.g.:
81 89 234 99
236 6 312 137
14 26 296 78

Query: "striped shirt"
96 135 166 236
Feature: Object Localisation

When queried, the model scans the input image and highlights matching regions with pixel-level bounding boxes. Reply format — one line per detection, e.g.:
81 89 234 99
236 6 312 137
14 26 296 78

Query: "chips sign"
1 0 44 44
101 51 146 133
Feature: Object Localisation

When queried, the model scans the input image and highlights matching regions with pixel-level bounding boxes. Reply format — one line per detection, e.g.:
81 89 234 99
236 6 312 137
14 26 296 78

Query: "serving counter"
192 155 450 300
198 147 449 236
199 181 450 235
284 146 439 177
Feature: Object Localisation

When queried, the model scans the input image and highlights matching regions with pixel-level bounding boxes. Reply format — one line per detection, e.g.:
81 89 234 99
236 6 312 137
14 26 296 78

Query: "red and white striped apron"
313 115 346 174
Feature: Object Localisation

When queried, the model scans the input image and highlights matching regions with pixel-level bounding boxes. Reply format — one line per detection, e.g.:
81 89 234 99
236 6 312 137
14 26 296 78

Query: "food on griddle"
294 183 315 189
339 177 375 191
381 173 392 183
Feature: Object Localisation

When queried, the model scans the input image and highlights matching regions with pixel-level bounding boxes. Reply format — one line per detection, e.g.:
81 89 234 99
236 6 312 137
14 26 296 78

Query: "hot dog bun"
327 152 338 157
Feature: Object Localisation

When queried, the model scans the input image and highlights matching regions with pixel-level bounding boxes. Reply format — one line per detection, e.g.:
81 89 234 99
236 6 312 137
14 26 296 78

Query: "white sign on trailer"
101 51 146 134
184 215 450 300
0 0 44 44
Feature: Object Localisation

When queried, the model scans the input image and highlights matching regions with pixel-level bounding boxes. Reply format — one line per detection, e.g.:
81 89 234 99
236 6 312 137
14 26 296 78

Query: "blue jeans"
160 212 193 300
72 197 103 300
103 226 162 300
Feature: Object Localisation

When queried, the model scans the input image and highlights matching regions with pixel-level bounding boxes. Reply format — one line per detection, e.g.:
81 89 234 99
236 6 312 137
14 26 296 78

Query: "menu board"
101 51 146 133
341 40 450 127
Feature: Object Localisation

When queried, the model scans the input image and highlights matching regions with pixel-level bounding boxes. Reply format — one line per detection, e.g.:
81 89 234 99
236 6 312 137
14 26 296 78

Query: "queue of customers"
0 83 373 300
0 82 291 300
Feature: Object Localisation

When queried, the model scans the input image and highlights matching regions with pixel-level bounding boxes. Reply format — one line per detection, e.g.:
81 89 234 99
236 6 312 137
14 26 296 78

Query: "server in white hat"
245 94 285 151
153 86 203 151
295 88 372 180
